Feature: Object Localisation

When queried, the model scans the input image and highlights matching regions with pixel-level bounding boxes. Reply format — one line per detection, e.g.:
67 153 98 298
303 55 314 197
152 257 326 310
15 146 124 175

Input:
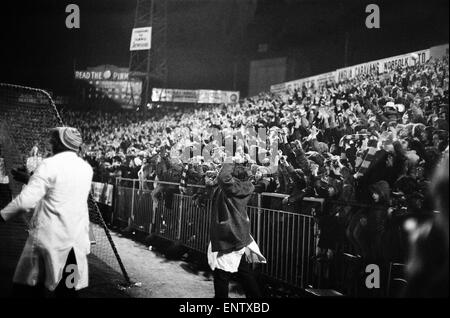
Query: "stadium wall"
248 57 287 97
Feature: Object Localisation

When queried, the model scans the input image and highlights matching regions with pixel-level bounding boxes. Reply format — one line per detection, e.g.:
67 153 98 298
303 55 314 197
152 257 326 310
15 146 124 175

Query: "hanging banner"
270 82 288 95
269 72 336 95
315 72 337 87
152 88 239 104
377 49 430 74
130 27 152 51
271 43 448 94
335 60 380 82
151 88 172 102
270 79 304 95
225 91 240 104
151 88 199 103
17 92 51 105
198 90 239 104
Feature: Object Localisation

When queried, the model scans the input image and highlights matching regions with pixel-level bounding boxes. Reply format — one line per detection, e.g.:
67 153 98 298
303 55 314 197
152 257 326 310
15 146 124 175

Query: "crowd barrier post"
177 194 184 240
111 177 119 224
148 181 155 235
256 193 262 245
128 179 136 228
304 197 324 258
252 194 263 271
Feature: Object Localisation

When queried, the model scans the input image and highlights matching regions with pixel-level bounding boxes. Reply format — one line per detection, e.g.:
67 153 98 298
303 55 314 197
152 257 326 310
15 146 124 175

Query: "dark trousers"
11 248 79 298
213 256 262 298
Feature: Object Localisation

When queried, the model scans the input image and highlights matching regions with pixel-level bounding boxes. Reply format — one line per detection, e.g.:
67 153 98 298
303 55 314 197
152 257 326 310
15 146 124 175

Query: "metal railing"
113 178 412 295
114 177 323 289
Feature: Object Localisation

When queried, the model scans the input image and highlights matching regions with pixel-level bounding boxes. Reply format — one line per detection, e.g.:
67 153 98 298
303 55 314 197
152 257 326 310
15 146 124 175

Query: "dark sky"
0 0 448 96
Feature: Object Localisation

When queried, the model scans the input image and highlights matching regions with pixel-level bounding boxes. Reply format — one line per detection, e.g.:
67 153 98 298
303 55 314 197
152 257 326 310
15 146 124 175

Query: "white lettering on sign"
130 27 152 51
75 71 130 81
270 44 443 95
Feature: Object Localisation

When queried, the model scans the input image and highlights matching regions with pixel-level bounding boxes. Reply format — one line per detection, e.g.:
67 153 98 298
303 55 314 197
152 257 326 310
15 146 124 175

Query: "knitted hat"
53 127 83 152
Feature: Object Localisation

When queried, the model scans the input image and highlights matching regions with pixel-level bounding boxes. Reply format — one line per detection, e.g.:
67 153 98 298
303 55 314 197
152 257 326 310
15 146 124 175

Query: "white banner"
315 72 337 87
225 91 240 104
270 82 288 94
17 93 50 105
270 72 336 95
270 79 304 95
335 48 429 81
152 88 199 103
152 88 172 102
152 88 239 104
335 60 380 82
271 44 448 94
130 27 152 51
377 49 430 74
197 90 240 104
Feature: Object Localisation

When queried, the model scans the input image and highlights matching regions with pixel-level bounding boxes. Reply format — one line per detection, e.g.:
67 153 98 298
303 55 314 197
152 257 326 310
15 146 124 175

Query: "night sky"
0 0 448 96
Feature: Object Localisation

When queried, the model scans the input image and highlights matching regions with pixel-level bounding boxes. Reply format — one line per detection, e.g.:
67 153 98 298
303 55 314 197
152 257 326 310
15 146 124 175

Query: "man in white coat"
0 127 93 298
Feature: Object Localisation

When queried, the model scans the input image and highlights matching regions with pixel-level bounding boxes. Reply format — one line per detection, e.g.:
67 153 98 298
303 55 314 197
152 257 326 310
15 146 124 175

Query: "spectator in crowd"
207 162 266 298
54 52 448 270
405 152 448 297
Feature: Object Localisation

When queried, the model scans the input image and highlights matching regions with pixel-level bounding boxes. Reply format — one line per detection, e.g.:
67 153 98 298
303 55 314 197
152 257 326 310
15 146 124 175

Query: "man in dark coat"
208 162 266 298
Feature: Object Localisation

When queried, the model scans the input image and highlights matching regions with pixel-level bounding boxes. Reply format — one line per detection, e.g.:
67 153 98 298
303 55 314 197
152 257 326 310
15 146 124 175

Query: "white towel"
207 237 267 273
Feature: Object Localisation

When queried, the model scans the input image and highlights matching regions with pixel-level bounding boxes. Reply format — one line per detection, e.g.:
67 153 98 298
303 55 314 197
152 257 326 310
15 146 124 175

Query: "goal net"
0 83 131 292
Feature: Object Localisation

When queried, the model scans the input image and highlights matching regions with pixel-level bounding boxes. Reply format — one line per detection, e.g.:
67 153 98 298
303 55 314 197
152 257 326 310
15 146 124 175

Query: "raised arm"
1 161 52 222
217 163 254 197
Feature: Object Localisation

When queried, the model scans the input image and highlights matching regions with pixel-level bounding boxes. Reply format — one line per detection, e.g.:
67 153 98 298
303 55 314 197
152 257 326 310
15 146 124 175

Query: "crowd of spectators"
45 53 449 264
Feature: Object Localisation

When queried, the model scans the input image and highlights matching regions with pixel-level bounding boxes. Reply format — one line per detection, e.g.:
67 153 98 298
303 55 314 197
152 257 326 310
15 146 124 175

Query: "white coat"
1 151 93 291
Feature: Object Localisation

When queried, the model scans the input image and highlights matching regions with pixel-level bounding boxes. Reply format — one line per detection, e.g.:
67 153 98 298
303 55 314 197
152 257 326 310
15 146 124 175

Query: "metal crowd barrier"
114 177 323 289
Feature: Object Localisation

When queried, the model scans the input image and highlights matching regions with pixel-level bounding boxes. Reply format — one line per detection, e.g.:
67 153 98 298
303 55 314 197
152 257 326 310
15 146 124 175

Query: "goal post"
0 83 131 287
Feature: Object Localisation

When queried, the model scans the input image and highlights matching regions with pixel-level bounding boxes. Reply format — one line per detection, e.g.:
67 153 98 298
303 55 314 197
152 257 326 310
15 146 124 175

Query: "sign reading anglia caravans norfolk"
270 43 449 95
